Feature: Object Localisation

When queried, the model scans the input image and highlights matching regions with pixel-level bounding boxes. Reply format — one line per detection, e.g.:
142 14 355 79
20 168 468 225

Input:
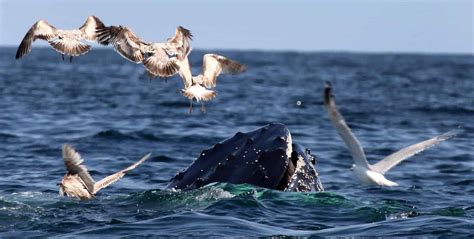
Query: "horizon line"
0 45 472 56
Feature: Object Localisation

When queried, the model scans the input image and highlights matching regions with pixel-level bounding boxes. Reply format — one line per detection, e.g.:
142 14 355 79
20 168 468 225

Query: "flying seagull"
58 144 151 200
16 16 105 62
323 82 459 186
96 25 192 78
179 54 246 113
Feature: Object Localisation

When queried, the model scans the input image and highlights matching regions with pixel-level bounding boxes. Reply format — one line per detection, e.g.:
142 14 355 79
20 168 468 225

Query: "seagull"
96 25 192 78
16 16 105 62
323 82 459 186
58 144 151 200
179 54 246 113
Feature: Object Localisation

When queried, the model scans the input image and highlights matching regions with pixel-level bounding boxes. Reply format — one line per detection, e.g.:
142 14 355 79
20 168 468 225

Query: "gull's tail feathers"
181 85 217 102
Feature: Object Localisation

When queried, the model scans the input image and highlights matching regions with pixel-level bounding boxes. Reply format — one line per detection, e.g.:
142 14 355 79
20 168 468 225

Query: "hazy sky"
0 0 472 53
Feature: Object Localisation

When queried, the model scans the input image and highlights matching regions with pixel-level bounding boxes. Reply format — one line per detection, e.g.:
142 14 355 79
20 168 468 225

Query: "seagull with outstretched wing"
179 54 246 113
16 16 105 62
59 144 151 199
323 82 459 186
96 25 192 78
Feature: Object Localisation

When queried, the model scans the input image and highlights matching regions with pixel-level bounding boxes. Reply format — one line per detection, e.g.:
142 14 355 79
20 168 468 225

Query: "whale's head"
166 123 324 192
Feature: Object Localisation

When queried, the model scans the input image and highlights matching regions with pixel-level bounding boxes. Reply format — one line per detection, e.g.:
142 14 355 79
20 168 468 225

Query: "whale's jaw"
283 143 324 192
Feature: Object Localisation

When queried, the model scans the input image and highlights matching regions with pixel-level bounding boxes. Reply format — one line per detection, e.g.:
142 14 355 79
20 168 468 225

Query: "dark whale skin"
166 123 324 192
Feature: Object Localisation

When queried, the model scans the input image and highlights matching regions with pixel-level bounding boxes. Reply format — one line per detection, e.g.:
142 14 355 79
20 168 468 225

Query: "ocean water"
0 47 472 237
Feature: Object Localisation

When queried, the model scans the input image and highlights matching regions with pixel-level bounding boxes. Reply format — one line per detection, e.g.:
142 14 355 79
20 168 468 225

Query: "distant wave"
87 129 166 142
93 129 137 140
413 106 474 115
0 132 18 139
159 101 190 107
83 129 222 145
452 179 474 186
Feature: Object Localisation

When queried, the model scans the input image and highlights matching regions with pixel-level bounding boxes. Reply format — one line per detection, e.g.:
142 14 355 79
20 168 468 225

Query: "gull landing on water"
179 54 246 113
16 16 105 62
59 144 151 200
323 82 459 186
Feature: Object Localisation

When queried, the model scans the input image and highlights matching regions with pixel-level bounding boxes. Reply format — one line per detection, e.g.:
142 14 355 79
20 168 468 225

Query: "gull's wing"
166 26 193 61
323 82 370 168
198 54 246 88
62 144 95 193
155 26 193 83
178 57 193 89
93 153 151 194
370 129 460 174
16 20 58 59
142 44 180 77
79 15 106 41
96 25 145 63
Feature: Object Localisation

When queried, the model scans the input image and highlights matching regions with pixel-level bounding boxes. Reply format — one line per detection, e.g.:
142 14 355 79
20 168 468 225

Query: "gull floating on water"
96 25 192 78
59 144 151 200
179 54 246 113
16 16 105 62
323 82 459 186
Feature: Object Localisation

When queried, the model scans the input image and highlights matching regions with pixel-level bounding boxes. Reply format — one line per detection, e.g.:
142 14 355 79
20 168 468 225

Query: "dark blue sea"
0 47 473 237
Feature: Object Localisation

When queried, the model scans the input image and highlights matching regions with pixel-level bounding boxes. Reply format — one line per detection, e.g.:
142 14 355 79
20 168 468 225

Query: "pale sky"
0 0 472 54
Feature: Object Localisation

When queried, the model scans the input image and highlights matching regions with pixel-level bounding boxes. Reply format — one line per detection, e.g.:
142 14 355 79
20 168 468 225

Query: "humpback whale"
167 123 324 192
